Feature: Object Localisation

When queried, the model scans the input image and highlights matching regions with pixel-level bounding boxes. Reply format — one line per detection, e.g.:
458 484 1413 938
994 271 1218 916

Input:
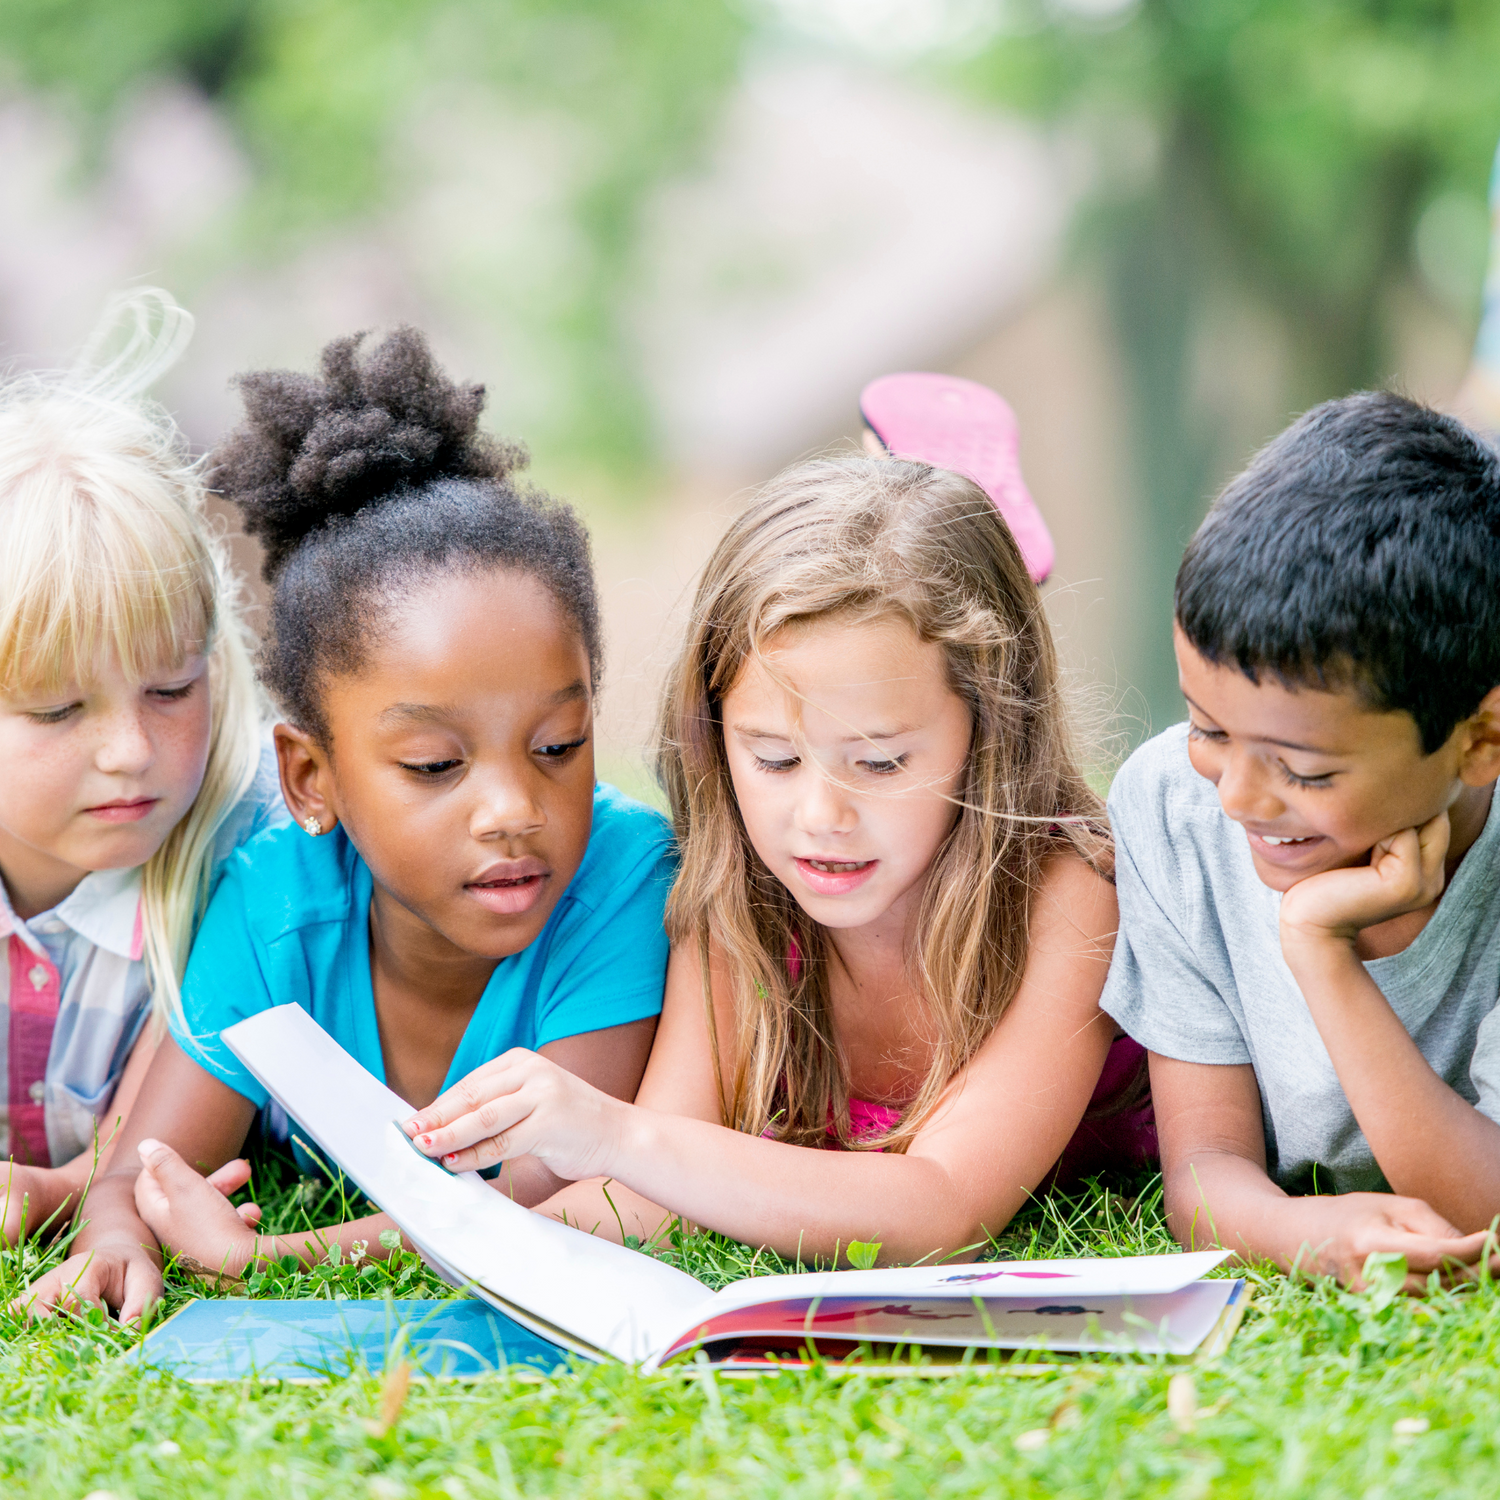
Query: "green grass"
2 1163 1500 1498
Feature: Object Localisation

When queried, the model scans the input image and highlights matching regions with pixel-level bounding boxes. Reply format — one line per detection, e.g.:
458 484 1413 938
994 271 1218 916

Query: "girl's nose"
469 768 546 840
793 764 859 838
94 706 155 777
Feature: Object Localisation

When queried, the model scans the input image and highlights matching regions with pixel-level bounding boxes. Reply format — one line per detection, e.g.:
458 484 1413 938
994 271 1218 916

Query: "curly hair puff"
210 326 602 741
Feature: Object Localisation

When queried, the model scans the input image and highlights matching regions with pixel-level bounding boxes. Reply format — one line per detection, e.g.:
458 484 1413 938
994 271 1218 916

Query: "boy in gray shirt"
1102 391 1500 1288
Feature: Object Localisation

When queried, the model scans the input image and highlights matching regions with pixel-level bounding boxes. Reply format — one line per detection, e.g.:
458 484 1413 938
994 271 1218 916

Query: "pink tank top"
833 1035 1156 1184
787 928 1157 1179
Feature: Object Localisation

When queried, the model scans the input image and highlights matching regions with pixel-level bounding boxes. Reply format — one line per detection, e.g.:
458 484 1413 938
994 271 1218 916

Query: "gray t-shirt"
1100 723 1500 1194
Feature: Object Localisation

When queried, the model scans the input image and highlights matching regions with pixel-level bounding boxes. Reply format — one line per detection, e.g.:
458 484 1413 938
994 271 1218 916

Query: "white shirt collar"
0 866 144 960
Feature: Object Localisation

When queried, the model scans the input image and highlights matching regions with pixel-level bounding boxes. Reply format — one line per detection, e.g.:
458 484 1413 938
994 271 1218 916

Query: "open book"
223 1005 1246 1370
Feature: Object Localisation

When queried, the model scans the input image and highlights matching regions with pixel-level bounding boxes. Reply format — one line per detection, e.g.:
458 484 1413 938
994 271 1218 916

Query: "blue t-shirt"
174 783 675 1115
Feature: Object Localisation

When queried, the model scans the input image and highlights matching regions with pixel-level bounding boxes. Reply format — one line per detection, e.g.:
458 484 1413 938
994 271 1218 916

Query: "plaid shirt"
0 867 148 1167
0 742 285 1168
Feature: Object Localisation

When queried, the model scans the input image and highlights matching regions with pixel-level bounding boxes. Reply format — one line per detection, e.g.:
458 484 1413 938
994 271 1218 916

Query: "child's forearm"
1165 1143 1491 1285
535 1177 683 1247
1285 940 1500 1231
550 1107 999 1264
1163 1146 1305 1264
251 1211 404 1269
250 1157 567 1269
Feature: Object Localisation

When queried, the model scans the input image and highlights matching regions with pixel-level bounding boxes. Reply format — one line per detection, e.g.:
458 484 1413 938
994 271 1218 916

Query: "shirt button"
28 965 49 991
27 1081 44 1104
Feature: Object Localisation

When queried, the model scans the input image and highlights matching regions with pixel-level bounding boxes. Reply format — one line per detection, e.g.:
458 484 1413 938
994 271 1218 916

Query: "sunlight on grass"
1 1159 1498 1496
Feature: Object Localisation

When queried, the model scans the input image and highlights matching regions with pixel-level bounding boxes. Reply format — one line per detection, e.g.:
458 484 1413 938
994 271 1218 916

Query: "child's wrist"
613 1101 660 1179
1279 920 1361 977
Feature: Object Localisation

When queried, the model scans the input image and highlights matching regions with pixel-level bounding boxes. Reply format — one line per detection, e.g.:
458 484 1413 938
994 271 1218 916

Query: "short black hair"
1175 390 1500 754
211 326 601 742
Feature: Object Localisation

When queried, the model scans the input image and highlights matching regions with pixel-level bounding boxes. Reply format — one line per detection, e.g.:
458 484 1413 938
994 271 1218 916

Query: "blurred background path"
2 0 1495 797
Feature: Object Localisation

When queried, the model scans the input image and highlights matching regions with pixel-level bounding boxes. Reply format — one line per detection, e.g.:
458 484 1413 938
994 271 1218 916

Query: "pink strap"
8 935 58 1168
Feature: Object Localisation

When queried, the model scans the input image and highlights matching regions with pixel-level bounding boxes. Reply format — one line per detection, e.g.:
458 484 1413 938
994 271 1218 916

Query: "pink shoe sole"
859 372 1054 583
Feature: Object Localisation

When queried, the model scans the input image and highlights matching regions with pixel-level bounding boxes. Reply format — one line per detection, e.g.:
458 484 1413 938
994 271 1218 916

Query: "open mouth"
465 859 550 916
794 856 879 895
1246 830 1324 862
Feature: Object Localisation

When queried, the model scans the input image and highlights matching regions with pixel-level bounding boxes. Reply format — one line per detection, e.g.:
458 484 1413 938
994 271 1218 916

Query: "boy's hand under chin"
1277 810 1451 962
133 1140 264 1281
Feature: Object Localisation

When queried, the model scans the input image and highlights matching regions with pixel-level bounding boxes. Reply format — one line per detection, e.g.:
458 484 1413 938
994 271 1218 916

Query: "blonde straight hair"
657 456 1111 1153
0 290 263 1027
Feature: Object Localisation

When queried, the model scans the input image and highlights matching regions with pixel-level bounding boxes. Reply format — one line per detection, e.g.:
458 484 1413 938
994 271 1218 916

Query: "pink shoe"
859 372 1054 583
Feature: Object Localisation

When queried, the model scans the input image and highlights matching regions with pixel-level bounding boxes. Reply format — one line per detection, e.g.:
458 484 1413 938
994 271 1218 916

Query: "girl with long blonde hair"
384 453 1152 1264
0 290 282 1242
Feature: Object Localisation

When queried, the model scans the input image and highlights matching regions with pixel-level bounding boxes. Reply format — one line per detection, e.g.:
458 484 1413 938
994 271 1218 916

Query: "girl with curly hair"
392 455 1153 1266
26 327 673 1320
0 290 283 1246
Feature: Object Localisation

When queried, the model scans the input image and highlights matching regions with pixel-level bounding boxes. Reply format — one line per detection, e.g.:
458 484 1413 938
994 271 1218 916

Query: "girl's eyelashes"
753 753 800 773
399 758 464 777
1186 722 1226 743
751 751 908 774
535 736 588 761
22 678 197 724
396 736 588 777
25 701 82 725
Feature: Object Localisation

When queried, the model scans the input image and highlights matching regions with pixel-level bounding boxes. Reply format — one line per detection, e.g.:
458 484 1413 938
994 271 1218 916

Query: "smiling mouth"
804 858 874 873
1258 835 1317 846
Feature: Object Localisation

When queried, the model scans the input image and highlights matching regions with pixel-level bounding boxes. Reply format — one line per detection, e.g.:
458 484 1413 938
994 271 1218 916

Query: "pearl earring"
302 815 323 837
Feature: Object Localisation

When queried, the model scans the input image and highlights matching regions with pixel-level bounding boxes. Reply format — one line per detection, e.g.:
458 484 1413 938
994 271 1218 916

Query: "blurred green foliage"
958 0 1500 729
5 0 1498 723
0 0 749 470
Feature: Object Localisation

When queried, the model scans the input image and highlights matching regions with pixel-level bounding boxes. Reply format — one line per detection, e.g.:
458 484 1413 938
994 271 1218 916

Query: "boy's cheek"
1183 738 1221 786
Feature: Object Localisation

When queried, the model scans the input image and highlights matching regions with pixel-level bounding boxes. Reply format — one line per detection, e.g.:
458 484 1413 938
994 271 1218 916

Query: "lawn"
2 1162 1499 1500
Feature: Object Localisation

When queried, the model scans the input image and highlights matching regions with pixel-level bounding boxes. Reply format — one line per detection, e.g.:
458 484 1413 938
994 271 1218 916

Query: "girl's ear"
274 723 340 836
1459 685 1500 787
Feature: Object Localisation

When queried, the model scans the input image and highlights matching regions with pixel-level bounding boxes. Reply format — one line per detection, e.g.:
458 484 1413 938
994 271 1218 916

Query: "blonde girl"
0 291 282 1241
370 455 1151 1266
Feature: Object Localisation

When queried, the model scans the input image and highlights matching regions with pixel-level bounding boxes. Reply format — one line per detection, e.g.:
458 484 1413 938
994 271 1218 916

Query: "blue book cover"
130 1298 568 1382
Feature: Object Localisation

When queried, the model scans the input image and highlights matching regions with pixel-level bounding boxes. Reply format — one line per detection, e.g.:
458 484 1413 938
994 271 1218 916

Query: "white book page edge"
699 1249 1231 1321
223 1004 708 1363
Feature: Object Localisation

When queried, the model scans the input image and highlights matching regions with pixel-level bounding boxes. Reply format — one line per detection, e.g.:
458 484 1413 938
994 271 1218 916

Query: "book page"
700 1250 1229 1322
223 1005 712 1364
652 1280 1243 1367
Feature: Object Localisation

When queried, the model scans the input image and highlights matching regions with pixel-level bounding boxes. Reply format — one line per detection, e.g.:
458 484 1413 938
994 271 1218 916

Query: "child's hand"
402 1049 628 1180
15 1244 163 1324
133 1140 262 1281
1290 1189 1493 1291
1279 811 1449 955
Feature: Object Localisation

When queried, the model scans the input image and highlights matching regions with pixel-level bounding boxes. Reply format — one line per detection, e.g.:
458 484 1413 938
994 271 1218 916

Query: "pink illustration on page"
939 1270 1076 1284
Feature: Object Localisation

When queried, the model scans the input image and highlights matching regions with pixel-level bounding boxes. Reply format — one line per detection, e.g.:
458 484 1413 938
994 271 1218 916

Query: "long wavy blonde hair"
0 290 264 1027
657 456 1110 1153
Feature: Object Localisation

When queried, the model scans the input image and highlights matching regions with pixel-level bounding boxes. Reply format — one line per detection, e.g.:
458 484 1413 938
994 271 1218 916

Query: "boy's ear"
274 723 341 835
1458 686 1500 787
